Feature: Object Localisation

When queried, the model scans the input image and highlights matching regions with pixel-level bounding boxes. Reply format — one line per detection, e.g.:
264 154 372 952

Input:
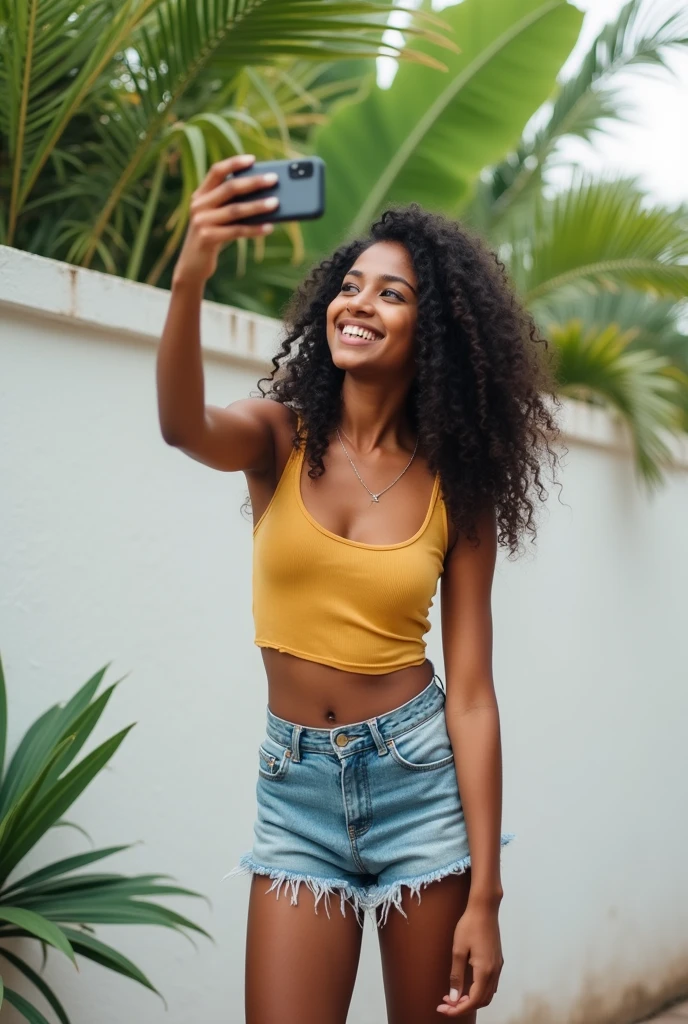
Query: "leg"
245 874 364 1024
377 871 477 1024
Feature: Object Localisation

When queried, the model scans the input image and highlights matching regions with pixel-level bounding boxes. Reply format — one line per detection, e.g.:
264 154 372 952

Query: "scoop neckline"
294 440 440 551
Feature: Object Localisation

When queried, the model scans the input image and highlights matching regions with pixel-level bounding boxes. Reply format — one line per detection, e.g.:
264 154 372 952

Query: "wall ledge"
2 245 686 468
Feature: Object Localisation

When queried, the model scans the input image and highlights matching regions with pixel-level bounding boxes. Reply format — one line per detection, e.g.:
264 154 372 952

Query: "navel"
325 709 337 724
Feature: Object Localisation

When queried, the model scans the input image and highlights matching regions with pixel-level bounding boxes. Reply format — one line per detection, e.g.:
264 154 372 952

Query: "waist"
265 672 446 754
262 649 437 726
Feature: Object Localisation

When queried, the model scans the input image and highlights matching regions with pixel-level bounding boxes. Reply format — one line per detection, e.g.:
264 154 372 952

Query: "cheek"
387 308 416 344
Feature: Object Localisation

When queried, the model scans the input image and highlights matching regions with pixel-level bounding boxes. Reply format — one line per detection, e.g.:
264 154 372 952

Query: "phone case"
227 157 325 225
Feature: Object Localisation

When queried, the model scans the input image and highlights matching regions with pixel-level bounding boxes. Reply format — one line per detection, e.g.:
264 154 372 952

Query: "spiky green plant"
0 654 210 1022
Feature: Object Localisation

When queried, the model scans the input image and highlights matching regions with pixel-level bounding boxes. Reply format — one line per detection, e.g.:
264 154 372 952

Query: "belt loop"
290 724 302 763
434 671 446 694
367 718 388 756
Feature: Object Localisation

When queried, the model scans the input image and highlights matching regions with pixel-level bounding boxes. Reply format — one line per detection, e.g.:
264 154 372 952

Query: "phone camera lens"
289 160 314 180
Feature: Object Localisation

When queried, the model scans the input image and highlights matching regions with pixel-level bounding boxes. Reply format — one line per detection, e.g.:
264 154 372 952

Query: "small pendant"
371 494 380 503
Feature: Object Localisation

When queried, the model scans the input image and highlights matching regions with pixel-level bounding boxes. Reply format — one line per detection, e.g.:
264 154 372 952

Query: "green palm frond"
509 178 688 305
539 288 688 433
0 0 452 252
535 288 688 358
0 0 160 243
482 0 688 225
74 0 454 266
548 318 687 487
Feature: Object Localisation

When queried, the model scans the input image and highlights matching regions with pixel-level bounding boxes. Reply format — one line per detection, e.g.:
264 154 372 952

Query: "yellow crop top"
252 426 449 675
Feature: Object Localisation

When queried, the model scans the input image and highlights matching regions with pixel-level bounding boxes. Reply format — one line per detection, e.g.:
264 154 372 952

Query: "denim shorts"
224 673 515 925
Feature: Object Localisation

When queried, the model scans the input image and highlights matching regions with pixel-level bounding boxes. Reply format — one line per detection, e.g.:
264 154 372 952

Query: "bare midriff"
261 647 435 728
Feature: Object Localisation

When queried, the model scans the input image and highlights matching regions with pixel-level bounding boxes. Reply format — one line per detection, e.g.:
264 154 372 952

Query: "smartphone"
226 157 325 225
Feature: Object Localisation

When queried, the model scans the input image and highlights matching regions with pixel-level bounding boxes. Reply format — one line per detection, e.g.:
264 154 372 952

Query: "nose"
347 288 376 317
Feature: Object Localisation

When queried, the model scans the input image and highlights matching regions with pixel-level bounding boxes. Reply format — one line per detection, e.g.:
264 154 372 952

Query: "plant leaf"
486 0 688 223
0 725 134 880
0 907 75 965
549 318 684 489
76 0 452 266
0 663 112 819
0 734 76 851
0 947 71 1024
60 926 163 1002
35 682 123 801
3 986 53 1024
2 844 136 898
30 895 212 941
50 820 93 843
516 179 688 304
306 0 583 254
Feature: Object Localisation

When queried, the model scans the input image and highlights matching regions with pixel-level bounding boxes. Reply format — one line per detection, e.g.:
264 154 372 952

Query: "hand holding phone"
173 154 283 286
225 157 325 225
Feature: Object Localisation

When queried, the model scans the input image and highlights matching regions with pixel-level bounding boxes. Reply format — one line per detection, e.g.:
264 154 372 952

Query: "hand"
437 904 504 1017
172 154 279 287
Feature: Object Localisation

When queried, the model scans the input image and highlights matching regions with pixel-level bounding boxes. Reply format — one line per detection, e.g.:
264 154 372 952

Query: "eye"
382 288 404 300
341 281 358 293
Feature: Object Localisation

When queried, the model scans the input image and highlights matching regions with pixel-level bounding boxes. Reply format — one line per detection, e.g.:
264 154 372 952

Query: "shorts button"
335 733 349 747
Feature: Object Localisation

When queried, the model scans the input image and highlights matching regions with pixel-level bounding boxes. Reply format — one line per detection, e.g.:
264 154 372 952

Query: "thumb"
448 946 469 1005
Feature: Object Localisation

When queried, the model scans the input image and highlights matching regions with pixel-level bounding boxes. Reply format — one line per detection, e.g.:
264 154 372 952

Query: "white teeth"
340 325 377 341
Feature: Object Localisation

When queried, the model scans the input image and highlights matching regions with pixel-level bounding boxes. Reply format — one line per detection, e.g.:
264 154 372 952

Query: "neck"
338 377 416 455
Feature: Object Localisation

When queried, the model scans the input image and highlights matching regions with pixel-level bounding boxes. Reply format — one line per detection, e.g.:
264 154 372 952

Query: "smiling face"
326 241 418 376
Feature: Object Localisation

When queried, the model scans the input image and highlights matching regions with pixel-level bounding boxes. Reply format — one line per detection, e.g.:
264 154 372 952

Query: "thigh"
245 874 364 1024
377 872 476 1024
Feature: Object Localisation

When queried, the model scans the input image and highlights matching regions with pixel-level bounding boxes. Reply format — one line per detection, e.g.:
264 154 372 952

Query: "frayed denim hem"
224 833 516 928
362 832 517 927
222 852 368 924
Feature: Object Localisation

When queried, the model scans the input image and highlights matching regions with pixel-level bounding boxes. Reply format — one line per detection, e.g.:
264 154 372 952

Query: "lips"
336 320 383 346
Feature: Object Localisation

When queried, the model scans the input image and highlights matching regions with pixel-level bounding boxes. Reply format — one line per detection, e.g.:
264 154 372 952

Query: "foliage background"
1 0 687 485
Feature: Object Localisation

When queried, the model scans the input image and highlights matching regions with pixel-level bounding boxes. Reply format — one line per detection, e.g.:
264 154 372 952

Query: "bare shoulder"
231 397 298 442
223 397 299 476
226 396 296 434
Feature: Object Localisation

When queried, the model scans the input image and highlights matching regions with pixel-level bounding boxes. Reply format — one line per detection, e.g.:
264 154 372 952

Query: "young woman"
156 154 560 1024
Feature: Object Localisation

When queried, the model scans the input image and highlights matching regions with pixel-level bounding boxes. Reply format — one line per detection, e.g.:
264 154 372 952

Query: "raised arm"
156 154 280 473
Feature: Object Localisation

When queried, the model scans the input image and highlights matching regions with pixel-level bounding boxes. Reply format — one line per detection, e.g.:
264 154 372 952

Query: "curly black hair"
255 204 564 558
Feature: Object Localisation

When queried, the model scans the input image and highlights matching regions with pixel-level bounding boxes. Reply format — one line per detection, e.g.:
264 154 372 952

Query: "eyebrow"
346 268 417 295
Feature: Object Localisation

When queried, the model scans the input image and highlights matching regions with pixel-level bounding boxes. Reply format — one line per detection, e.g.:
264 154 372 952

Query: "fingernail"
261 223 274 233
265 197 279 207
264 173 278 184
449 989 459 1002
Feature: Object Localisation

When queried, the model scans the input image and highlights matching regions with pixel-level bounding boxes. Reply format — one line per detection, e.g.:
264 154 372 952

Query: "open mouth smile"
336 321 383 345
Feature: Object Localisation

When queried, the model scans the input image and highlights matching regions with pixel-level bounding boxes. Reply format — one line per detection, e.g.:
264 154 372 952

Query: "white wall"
1 247 687 1024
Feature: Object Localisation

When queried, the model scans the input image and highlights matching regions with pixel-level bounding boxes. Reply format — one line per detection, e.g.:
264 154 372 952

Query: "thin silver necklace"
336 427 419 504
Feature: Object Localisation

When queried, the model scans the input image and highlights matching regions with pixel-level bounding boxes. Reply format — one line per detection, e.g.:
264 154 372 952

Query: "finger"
205 195 279 225
195 171 279 211
448 949 468 1007
195 154 255 195
210 223 275 241
437 949 467 1015
442 968 494 1016
191 223 274 248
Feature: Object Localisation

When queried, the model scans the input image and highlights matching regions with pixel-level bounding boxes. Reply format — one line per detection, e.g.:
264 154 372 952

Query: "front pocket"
387 709 455 772
258 741 291 781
